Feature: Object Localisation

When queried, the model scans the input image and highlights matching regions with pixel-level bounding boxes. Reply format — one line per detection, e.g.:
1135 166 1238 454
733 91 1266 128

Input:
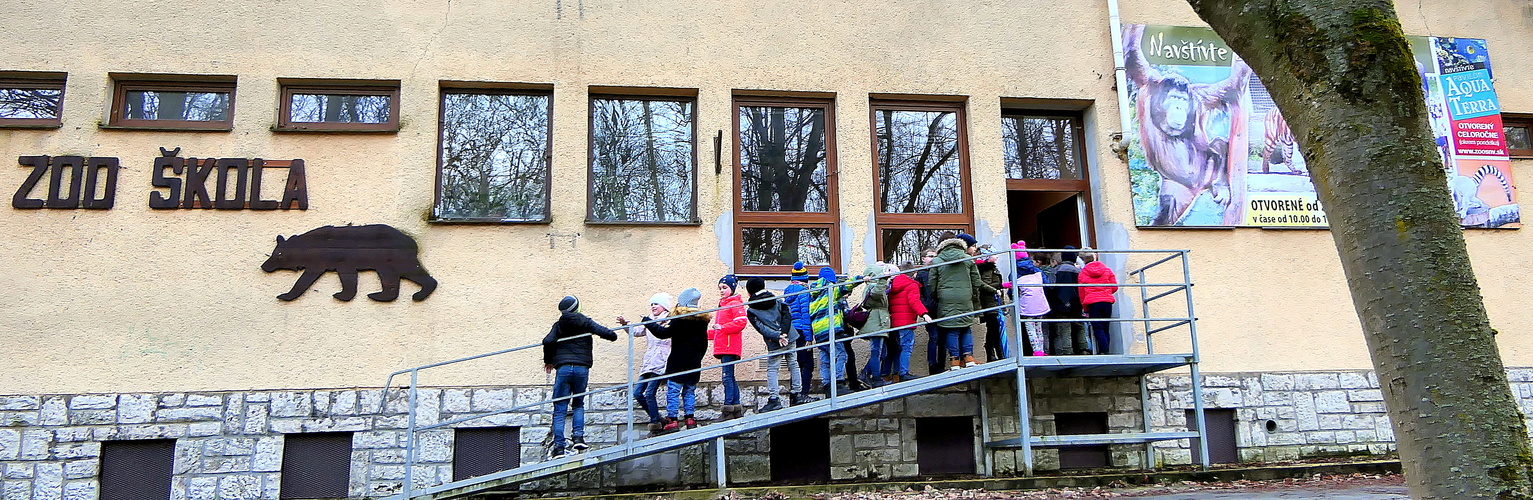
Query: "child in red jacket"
1078 251 1119 355
709 275 748 420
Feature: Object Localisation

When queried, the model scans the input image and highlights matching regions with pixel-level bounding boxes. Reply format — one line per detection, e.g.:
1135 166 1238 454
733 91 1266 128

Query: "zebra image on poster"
1119 24 1520 228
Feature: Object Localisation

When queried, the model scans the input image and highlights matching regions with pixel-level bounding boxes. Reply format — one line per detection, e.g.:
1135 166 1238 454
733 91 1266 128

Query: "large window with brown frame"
433 86 553 223
0 72 65 128
872 99 973 266
587 93 698 224
108 75 235 130
734 96 839 274
276 79 400 132
1506 115 1532 158
1001 108 1095 248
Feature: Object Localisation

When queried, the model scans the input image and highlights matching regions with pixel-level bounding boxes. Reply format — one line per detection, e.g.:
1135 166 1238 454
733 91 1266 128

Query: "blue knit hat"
719 274 739 292
957 233 978 248
790 262 808 281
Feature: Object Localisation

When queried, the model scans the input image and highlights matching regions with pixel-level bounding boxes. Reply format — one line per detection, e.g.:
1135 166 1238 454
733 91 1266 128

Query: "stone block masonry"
8 369 1533 498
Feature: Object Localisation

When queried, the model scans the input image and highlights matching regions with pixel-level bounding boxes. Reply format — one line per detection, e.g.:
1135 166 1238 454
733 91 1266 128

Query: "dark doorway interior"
1187 409 1240 464
771 418 830 482
1054 412 1110 469
1006 190 1084 249
916 417 976 475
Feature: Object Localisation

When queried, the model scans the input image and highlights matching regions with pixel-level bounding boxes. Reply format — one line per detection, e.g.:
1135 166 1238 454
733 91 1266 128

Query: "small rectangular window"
453 427 521 481
587 94 697 224
434 87 553 222
108 75 235 130
0 72 65 128
741 227 832 267
99 439 175 500
880 226 967 267
1004 114 1084 180
280 432 353 499
277 80 399 132
1506 116 1532 158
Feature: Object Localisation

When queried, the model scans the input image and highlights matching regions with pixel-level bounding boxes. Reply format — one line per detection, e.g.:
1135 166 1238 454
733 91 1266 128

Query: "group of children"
539 234 1119 458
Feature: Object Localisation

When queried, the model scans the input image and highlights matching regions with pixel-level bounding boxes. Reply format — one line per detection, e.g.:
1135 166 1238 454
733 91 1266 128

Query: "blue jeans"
718 355 741 405
665 379 697 418
551 365 589 446
864 336 887 380
816 335 848 381
927 327 946 370
881 329 915 377
939 326 974 359
632 374 664 423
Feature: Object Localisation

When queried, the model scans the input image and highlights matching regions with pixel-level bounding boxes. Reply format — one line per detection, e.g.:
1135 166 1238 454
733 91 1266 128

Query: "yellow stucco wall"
2 0 1529 394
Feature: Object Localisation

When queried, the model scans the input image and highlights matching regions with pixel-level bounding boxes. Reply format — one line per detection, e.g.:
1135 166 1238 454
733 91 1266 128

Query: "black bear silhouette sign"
261 224 437 302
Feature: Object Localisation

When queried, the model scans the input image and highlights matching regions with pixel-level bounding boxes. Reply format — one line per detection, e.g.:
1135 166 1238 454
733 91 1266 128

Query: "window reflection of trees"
289 94 391 123
436 93 550 221
124 91 229 121
590 98 694 222
0 88 61 119
1003 116 1082 180
741 228 831 266
877 110 963 214
740 106 827 212
881 228 952 267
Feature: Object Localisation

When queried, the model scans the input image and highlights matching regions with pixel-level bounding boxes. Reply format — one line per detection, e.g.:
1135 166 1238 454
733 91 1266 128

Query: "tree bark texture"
1184 1 1533 497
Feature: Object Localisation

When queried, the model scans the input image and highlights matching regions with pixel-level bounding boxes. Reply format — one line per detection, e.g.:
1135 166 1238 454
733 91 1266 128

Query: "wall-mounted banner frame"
1118 24 1519 229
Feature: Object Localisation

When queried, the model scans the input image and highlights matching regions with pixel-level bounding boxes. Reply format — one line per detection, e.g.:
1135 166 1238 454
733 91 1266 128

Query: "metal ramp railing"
380 248 1207 499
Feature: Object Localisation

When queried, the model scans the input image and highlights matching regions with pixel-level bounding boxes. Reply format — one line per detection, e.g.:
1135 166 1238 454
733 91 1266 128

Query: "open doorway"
1007 190 1089 249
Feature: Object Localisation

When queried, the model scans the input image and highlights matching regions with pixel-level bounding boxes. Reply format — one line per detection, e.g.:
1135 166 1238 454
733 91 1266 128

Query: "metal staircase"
380 248 1208 500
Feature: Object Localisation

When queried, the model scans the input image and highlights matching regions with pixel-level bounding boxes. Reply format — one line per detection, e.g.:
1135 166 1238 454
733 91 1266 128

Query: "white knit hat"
649 292 674 311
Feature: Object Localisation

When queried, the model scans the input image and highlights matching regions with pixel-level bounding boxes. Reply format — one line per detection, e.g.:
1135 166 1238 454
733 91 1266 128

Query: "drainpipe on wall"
1108 0 1134 152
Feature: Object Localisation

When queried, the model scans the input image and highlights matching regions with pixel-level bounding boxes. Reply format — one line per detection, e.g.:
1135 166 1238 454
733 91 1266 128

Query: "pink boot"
1031 350 1048 357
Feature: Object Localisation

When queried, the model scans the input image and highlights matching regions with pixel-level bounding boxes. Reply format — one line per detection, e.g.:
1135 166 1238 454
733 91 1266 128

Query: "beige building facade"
2 0 1532 497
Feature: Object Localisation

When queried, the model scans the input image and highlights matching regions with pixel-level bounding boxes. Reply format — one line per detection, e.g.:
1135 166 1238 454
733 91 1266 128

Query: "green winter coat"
856 263 892 336
929 238 996 328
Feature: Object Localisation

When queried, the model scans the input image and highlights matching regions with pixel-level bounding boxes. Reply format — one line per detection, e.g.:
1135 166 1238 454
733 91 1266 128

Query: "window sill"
1133 225 1237 230
584 219 703 227
0 122 62 129
271 125 399 134
428 218 551 225
99 124 232 132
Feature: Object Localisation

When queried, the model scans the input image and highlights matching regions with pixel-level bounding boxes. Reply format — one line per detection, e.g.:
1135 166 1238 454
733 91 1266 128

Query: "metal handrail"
386 247 1201 498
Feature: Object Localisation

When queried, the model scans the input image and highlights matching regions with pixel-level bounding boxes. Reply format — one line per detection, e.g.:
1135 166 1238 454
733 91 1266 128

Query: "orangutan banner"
1119 24 1519 229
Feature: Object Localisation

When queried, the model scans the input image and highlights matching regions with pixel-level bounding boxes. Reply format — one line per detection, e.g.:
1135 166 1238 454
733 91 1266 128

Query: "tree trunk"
1183 1 1533 497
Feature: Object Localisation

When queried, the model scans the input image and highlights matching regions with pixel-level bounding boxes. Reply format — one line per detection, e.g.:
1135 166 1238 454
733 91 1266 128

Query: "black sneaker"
759 397 784 412
551 445 567 459
571 437 588 452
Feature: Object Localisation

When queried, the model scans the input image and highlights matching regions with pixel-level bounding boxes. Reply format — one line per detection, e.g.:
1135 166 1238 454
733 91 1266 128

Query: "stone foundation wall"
7 368 1533 499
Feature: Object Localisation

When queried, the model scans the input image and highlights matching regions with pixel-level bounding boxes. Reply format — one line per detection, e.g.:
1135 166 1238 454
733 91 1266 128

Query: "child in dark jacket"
541 295 619 458
744 278 803 410
643 288 710 433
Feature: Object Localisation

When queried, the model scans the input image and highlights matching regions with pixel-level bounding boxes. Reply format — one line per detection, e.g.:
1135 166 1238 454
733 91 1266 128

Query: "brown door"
1188 409 1239 464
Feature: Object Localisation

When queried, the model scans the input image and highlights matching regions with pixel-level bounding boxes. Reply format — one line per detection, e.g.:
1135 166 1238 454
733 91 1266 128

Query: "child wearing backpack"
744 278 802 411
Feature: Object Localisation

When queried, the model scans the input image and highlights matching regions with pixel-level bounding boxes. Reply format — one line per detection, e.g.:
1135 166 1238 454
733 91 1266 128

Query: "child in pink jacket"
708 275 748 419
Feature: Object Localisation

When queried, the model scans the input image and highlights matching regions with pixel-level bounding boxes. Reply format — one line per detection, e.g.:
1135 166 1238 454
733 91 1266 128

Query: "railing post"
404 369 418 499
626 328 635 453
714 436 728 489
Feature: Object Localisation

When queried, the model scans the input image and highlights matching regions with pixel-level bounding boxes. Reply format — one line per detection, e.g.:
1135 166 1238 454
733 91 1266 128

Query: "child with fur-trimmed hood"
642 288 711 433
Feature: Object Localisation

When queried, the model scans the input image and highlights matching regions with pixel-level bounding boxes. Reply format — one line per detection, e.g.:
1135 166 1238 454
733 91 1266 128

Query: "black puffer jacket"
542 312 618 368
645 307 711 384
